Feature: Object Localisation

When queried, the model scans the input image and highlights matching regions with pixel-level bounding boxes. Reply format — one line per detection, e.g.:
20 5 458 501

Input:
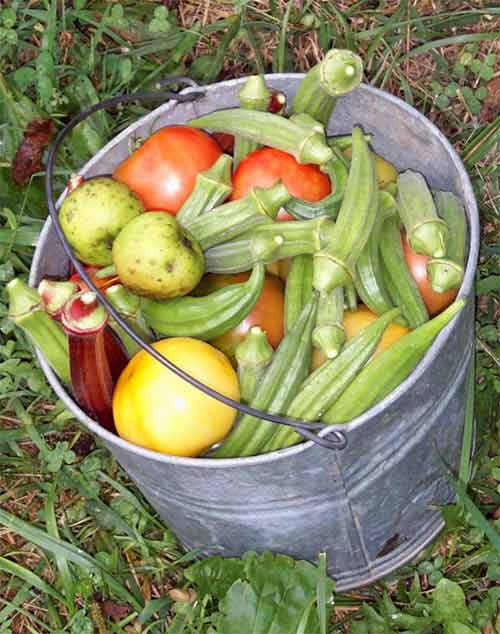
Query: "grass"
0 0 499 631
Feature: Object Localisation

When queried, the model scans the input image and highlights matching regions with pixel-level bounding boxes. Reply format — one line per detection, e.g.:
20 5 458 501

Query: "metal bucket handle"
44 76 347 452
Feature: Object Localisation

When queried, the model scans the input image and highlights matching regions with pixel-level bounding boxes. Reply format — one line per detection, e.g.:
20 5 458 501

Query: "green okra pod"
312 287 345 359
105 284 154 357
189 109 333 166
344 279 358 312
284 255 313 334
313 126 378 292
211 295 318 458
264 307 401 452
185 181 291 250
291 48 363 125
354 190 398 317
235 326 273 403
204 216 336 274
141 263 265 340
234 76 271 168
7 279 70 384
284 156 348 220
379 215 428 329
322 299 466 424
427 190 467 293
327 133 373 151
397 170 448 258
177 154 233 225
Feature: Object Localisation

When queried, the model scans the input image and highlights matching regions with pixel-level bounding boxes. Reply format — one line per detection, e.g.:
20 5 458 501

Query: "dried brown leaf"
11 118 54 186
102 601 130 622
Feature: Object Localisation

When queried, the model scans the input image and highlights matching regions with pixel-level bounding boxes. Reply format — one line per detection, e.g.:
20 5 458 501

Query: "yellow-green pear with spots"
112 212 204 299
59 177 144 266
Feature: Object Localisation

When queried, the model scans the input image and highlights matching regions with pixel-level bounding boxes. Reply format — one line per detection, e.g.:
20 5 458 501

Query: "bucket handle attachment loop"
44 76 348 453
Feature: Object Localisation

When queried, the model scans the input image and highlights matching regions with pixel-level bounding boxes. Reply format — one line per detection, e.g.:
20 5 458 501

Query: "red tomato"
231 147 332 222
113 126 222 214
402 231 457 316
196 271 285 360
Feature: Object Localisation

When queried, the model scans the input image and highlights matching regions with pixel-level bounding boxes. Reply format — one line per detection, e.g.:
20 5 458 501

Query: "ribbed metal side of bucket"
30 76 479 591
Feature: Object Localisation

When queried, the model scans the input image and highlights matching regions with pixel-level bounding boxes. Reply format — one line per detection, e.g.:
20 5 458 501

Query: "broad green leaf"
431 579 472 624
476 275 500 295
184 556 246 601
217 551 333 634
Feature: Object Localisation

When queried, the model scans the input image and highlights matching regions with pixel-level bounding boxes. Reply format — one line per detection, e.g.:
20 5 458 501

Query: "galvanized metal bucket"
30 75 479 591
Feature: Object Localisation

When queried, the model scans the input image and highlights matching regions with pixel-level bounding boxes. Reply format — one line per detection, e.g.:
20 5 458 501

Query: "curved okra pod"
211 295 318 458
263 307 401 452
322 299 466 424
185 181 290 250
354 190 398 317
189 109 333 166
397 170 448 258
313 126 378 293
379 215 428 329
284 156 348 220
141 263 265 340
204 216 336 274
284 255 313 334
290 48 363 125
235 326 274 403
427 190 466 293
234 76 271 168
177 154 233 225
312 287 345 359
7 279 70 384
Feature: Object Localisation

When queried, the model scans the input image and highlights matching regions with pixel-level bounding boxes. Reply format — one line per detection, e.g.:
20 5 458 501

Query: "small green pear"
112 212 204 299
59 177 144 266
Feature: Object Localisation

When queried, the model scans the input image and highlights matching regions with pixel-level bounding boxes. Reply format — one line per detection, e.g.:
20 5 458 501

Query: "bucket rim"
30 75 479 467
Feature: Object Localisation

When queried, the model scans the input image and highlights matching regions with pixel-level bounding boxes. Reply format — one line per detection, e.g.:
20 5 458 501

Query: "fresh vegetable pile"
9 48 468 459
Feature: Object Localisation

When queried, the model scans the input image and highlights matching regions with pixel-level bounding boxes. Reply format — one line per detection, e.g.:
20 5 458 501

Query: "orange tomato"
70 266 119 292
401 231 457 316
113 126 222 214
113 338 239 457
311 305 409 370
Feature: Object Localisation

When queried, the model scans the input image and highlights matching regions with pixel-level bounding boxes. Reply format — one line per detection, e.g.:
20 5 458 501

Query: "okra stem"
291 48 363 125
38 279 78 319
427 190 466 293
313 127 378 292
312 287 345 359
234 76 271 168
177 154 233 225
235 326 273 403
105 284 154 357
397 170 448 258
185 181 291 250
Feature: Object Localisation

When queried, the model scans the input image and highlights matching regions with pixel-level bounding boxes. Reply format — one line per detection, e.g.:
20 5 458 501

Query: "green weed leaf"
431 579 472 624
184 557 246 601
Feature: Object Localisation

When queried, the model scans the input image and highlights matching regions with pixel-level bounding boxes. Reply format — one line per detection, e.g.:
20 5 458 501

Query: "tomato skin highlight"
112 126 222 214
231 147 331 223
196 271 285 361
401 231 457 316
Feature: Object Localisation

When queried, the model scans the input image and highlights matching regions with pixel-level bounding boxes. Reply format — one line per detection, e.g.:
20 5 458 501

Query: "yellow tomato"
113 338 239 457
311 306 409 371
342 147 398 189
